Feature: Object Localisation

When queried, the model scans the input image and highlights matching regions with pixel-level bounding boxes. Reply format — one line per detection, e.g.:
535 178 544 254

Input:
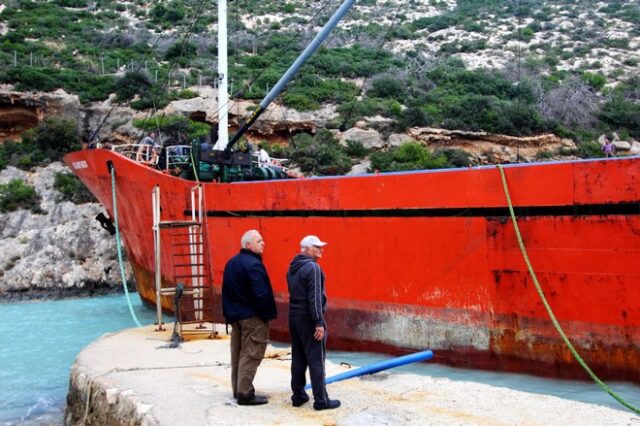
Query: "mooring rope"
110 165 143 328
497 164 639 415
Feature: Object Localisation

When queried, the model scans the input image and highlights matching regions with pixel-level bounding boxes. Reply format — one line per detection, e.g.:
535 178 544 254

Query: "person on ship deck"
136 131 159 164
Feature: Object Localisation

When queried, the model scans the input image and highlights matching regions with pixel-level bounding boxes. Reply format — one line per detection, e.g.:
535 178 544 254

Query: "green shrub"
535 149 555 160
370 142 448 172
0 140 24 171
1 117 82 170
133 114 210 141
54 0 88 7
0 179 44 214
177 89 199 99
344 140 370 158
577 141 603 158
438 148 472 167
581 72 606 90
282 93 319 111
367 77 407 100
283 78 358 111
164 41 198 65
54 172 95 204
115 71 153 102
288 130 352 175
151 2 185 25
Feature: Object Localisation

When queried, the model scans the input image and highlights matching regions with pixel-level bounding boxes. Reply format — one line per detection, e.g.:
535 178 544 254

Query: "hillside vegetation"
0 0 638 143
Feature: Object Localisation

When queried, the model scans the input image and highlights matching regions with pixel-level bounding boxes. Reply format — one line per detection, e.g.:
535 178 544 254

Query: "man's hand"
314 326 325 341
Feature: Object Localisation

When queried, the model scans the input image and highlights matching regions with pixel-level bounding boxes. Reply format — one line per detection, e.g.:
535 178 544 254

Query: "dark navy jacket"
287 254 326 326
222 249 277 323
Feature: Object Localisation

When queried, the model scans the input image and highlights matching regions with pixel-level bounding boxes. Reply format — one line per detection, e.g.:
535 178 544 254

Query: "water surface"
0 294 160 425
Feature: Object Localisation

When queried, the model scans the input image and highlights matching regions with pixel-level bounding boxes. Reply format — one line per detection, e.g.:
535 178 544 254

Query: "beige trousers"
230 316 269 398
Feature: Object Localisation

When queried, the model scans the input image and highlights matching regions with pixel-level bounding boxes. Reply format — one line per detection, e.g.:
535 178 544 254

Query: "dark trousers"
289 313 328 404
230 316 269 398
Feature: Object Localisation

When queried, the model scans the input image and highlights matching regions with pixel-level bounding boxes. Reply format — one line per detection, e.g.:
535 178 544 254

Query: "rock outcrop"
0 88 82 141
0 163 131 299
407 127 578 163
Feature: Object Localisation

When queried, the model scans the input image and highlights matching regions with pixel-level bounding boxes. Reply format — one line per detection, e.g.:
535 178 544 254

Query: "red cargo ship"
64 148 640 382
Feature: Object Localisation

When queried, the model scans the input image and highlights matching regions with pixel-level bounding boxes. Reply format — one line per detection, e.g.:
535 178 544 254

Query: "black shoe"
292 395 310 407
313 399 341 410
237 394 268 406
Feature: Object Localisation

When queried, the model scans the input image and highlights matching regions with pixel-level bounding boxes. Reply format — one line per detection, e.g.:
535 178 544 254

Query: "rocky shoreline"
0 162 133 300
0 284 125 303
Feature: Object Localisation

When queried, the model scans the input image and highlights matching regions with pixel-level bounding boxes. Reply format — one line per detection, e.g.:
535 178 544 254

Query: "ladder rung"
172 242 204 247
159 220 201 228
168 233 201 237
173 252 203 257
174 263 206 267
159 288 201 296
174 274 208 278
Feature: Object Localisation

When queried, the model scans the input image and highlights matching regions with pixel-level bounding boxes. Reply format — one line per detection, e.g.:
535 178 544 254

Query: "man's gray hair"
241 230 260 248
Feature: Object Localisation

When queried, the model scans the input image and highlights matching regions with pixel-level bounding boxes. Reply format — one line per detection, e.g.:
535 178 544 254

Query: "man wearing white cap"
286 235 341 411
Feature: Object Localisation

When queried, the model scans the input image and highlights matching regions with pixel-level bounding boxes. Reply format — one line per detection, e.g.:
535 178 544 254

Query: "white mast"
214 0 229 150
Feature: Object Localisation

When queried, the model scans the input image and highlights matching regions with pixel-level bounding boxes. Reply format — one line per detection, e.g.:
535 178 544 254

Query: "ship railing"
251 152 291 169
112 144 160 166
162 145 192 172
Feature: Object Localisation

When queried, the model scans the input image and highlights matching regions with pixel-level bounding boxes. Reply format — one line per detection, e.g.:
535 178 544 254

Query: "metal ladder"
152 184 216 338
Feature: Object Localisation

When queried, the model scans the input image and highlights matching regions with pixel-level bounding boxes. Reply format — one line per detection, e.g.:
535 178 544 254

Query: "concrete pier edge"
65 324 639 426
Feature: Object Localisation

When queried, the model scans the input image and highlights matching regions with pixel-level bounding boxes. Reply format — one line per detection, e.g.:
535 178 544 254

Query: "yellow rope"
497 164 639 416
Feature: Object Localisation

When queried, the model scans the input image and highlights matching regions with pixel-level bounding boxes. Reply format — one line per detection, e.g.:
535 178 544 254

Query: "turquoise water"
1 296 638 424
0 294 162 425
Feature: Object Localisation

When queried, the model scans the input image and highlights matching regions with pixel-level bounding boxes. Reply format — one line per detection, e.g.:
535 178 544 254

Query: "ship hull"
64 150 640 381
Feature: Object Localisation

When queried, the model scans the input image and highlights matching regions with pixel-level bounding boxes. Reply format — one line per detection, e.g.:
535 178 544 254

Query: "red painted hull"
64 150 640 382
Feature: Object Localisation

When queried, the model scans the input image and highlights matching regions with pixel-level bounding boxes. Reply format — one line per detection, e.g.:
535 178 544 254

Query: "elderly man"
222 230 277 406
287 235 341 411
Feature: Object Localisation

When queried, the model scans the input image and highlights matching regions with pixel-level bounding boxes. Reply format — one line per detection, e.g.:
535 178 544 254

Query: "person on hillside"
602 137 615 158
222 230 277 406
287 235 341 411
257 143 270 167
136 131 158 164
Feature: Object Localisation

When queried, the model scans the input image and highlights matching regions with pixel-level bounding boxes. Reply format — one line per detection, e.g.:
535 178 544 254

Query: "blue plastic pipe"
304 349 434 390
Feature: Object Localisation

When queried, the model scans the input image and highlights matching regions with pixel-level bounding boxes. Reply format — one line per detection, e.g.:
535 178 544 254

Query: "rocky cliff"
0 162 132 300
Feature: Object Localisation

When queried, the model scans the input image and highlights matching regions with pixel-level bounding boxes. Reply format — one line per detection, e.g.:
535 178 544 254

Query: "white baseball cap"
300 235 328 248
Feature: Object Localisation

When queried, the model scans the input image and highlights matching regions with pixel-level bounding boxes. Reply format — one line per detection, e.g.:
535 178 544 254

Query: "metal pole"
214 0 229 150
226 0 356 151
152 186 164 330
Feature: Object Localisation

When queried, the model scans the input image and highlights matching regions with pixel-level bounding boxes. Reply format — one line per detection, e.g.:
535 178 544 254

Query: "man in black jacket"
222 230 277 406
287 235 341 411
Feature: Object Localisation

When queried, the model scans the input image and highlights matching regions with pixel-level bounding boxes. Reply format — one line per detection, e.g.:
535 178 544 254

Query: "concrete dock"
66 324 639 425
